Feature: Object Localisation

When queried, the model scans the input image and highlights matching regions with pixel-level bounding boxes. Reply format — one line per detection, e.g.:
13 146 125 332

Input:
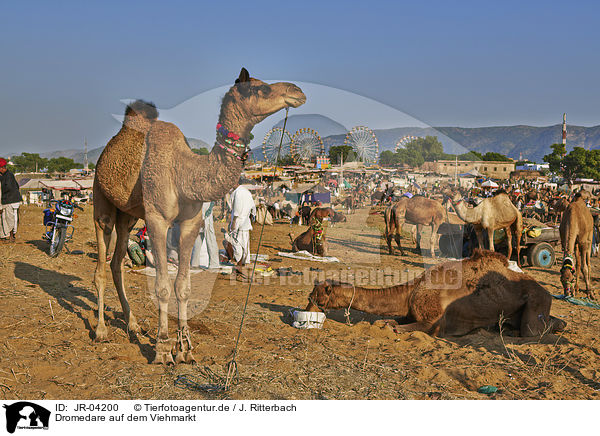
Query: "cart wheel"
527 242 555 268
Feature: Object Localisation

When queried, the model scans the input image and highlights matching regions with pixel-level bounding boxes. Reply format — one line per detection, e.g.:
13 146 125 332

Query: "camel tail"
288 232 295 244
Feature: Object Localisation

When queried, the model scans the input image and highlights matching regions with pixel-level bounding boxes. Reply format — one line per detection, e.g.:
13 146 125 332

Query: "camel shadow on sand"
12 261 154 362
327 237 380 255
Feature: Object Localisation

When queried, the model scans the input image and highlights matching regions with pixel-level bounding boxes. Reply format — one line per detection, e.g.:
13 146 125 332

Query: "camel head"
306 280 338 312
560 255 576 296
219 68 306 139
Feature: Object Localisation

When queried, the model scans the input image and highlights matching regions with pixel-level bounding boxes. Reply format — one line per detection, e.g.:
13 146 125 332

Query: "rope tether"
344 284 356 326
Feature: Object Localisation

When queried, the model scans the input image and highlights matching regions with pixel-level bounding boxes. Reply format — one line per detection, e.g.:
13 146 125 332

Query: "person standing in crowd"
224 184 256 272
0 159 23 242
190 201 220 270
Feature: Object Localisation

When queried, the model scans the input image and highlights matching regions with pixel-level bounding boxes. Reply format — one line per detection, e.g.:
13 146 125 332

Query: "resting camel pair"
93 69 306 364
306 249 566 337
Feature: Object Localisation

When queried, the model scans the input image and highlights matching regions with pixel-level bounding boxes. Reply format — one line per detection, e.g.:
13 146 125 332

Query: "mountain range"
28 115 600 164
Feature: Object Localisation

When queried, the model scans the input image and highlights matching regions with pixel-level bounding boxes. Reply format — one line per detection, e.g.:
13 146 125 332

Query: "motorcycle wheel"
48 226 67 257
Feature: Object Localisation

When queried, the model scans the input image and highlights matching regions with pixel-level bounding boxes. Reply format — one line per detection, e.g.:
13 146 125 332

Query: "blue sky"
1 0 599 154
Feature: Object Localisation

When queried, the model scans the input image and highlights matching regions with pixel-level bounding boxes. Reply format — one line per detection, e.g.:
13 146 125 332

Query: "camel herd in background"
379 186 597 300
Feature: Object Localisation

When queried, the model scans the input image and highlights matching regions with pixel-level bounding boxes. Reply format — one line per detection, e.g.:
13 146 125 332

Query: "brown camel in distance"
449 191 522 266
384 195 445 258
549 196 569 225
93 68 306 364
306 249 566 337
559 190 595 298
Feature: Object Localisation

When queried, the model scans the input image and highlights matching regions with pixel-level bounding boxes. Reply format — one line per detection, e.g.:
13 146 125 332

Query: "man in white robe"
224 185 256 266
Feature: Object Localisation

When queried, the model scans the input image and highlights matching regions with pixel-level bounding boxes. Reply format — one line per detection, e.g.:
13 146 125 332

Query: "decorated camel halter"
215 123 252 161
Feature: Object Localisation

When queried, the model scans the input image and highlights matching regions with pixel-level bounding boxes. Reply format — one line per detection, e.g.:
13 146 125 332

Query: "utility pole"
562 113 567 147
84 138 89 171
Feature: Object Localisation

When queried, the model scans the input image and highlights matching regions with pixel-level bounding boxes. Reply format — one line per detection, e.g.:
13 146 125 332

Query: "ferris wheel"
262 128 293 163
344 126 379 163
395 136 421 152
291 128 324 162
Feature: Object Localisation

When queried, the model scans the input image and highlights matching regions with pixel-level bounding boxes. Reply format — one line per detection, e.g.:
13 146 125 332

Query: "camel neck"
335 284 412 317
217 110 254 144
179 146 243 202
453 200 479 224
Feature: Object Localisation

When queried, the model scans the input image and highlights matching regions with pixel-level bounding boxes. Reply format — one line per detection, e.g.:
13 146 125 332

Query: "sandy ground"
0 204 599 400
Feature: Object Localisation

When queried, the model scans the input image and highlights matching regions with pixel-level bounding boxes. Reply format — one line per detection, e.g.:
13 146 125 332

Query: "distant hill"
320 124 600 162
185 137 210 150
434 124 600 162
41 146 104 165
28 124 600 165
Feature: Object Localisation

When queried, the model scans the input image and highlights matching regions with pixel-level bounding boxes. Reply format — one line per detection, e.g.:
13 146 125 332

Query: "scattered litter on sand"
278 250 340 263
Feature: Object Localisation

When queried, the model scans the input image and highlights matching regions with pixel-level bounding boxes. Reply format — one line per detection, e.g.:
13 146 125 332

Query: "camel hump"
470 248 509 266
147 121 186 146
125 100 158 120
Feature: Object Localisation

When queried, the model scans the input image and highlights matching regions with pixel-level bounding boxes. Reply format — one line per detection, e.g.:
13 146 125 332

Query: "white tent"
481 180 499 188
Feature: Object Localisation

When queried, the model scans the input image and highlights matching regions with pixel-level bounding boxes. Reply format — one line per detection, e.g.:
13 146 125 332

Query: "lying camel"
306 249 565 337
559 191 595 298
289 216 328 256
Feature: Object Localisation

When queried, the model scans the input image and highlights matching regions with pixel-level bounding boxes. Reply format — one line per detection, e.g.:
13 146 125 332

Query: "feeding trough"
290 309 326 329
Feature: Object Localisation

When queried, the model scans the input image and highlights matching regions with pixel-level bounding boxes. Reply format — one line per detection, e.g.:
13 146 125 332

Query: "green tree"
191 147 209 155
543 143 567 175
379 150 397 166
458 151 483 161
563 147 600 180
481 151 511 161
10 153 48 173
405 136 444 161
329 145 355 164
276 155 297 166
46 157 83 173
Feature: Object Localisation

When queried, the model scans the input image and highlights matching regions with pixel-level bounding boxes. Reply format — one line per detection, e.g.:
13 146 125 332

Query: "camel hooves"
127 321 141 335
152 351 176 365
153 340 175 365
174 350 196 364
94 325 108 342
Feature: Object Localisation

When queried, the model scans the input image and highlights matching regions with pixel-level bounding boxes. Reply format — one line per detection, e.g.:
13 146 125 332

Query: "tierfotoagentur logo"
3 402 50 434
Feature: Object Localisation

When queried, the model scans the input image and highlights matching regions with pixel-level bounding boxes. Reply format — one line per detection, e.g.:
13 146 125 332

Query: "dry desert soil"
1 204 599 400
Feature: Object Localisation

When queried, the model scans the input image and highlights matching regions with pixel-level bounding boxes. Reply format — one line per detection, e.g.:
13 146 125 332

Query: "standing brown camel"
306 249 566 337
384 196 445 258
559 191 595 298
449 191 522 266
93 68 305 364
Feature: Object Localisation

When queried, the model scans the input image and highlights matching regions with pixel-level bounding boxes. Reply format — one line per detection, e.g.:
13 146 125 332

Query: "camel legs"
430 223 439 258
505 226 513 261
579 244 595 299
415 223 422 251
487 228 495 252
110 211 140 336
172 216 204 363
145 214 174 364
93 186 116 342
392 321 433 334
93 216 114 342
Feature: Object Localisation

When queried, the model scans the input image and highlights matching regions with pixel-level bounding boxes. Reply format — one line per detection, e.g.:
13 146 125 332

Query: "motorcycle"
43 199 83 257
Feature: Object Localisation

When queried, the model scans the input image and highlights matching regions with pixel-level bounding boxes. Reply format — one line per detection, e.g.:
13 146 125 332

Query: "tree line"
0 152 94 173
376 136 511 167
544 143 600 181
